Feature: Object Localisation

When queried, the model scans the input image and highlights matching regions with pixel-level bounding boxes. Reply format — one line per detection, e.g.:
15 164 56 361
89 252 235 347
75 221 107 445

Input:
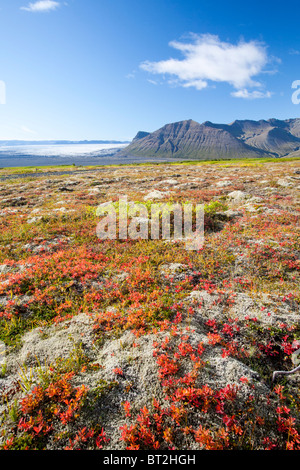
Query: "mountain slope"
119 118 300 160
227 119 300 157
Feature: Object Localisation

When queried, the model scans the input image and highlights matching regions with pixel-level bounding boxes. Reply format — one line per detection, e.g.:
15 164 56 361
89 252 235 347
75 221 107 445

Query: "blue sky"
0 0 299 140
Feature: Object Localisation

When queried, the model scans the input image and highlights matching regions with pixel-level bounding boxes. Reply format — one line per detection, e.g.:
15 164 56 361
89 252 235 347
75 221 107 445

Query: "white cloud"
231 89 272 99
147 79 159 85
140 34 274 98
181 79 208 90
21 1 60 12
20 125 37 135
126 72 136 79
289 48 300 55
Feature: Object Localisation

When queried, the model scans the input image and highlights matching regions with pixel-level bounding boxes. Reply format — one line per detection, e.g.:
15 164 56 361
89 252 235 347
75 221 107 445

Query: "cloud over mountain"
140 34 274 98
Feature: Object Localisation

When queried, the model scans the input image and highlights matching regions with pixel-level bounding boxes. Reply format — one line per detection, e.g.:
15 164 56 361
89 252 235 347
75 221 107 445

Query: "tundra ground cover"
0 158 299 450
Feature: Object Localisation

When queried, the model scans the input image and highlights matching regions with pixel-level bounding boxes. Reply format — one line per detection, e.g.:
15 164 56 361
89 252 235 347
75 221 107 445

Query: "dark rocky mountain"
118 118 300 160
132 131 151 141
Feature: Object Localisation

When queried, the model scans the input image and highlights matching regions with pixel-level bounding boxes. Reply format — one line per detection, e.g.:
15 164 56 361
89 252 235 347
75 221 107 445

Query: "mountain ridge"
118 118 300 160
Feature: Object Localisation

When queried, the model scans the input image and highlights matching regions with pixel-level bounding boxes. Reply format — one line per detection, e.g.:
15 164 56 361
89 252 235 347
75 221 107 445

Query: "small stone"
215 180 233 187
144 190 166 201
277 179 292 187
227 190 249 201
27 216 43 224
